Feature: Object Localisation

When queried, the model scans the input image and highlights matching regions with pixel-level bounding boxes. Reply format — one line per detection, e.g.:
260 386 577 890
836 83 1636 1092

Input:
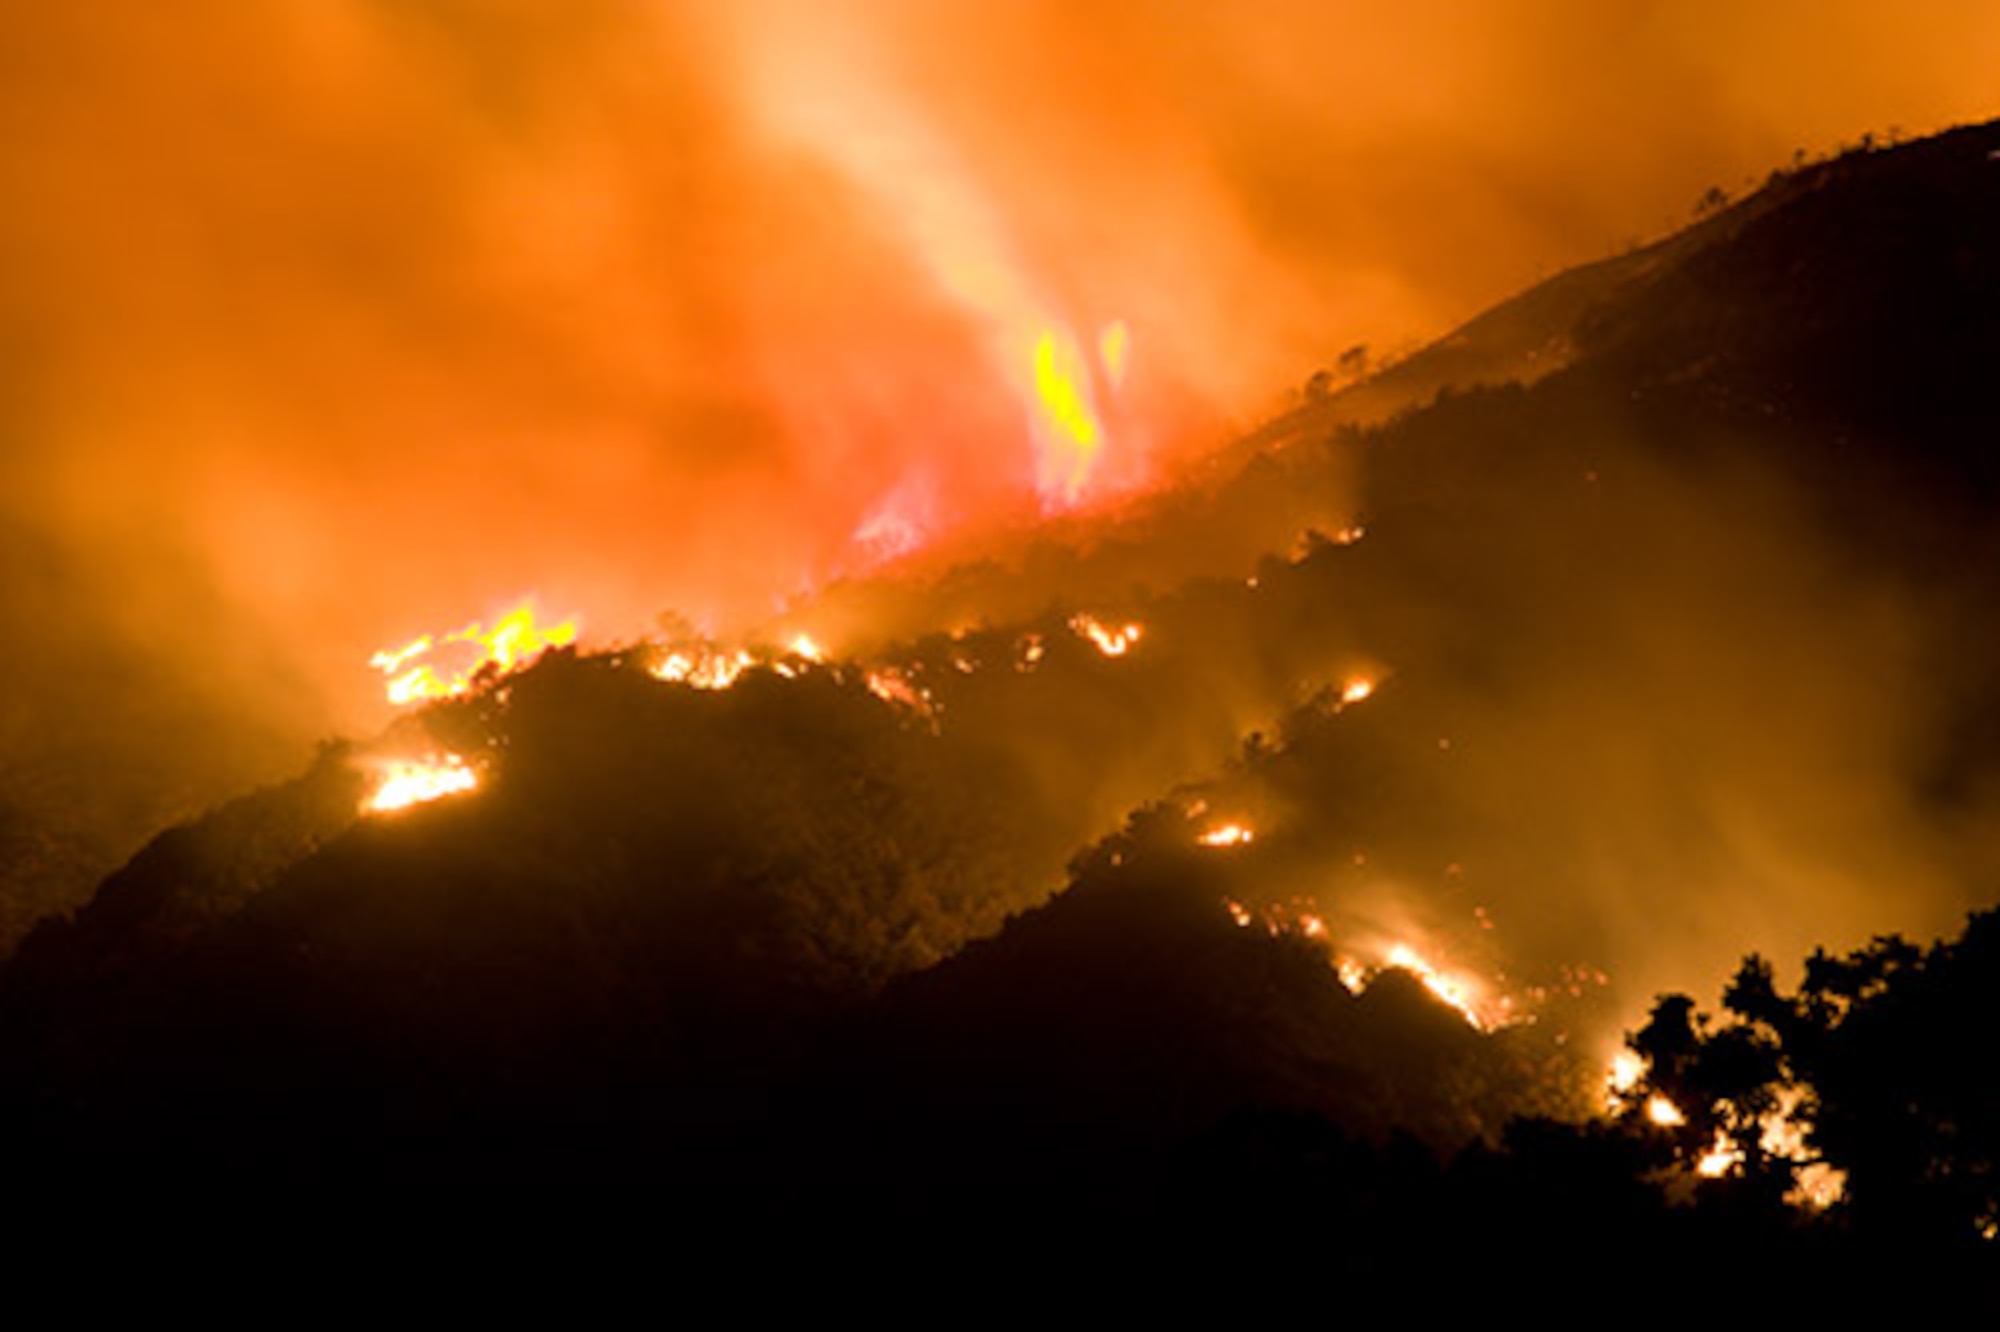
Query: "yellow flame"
1196 822 1256 848
1070 614 1143 657
362 753 479 814
1340 676 1376 706
372 601 576 706
1032 328 1106 505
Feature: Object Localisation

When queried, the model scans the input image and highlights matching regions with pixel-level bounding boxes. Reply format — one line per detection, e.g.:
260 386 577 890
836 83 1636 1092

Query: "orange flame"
371 600 576 706
1070 613 1144 657
1378 941 1507 1030
652 646 754 690
362 753 479 813
1196 822 1256 848
864 666 933 714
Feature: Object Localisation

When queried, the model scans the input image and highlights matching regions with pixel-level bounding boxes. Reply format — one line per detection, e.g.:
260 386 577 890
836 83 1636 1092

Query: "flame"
1694 1131 1742 1179
730 34 1142 516
362 752 479 813
1605 1049 1647 1110
1196 822 1256 848
1614 1062 1849 1208
1379 941 1511 1031
1215 897 1521 1029
865 666 934 715
1646 1095 1687 1128
372 600 576 706
1070 613 1144 657
1340 676 1376 706
653 646 754 690
1029 322 1128 506
1031 329 1103 504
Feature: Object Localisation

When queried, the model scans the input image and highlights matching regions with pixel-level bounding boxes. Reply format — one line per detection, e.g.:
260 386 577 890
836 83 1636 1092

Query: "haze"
0 2 1995 941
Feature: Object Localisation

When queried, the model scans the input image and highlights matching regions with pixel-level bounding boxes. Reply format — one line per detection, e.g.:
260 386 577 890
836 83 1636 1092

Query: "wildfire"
1694 1131 1741 1179
372 601 576 706
1605 1049 1647 1109
1340 676 1376 706
1215 897 1518 1032
1070 614 1144 657
1196 822 1256 848
1646 1095 1687 1128
1378 941 1512 1030
1031 327 1109 506
362 752 479 814
1611 1060 1848 1209
653 646 755 690
865 666 934 715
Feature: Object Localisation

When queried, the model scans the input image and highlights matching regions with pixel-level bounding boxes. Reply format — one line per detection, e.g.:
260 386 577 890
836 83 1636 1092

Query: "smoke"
0 1 1995 940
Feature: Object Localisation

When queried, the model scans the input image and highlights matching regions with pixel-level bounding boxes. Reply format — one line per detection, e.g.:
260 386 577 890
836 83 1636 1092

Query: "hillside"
5 122 2000 1279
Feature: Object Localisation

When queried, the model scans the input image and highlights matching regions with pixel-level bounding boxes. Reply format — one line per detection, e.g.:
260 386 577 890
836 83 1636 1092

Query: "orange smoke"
2 1 1996 741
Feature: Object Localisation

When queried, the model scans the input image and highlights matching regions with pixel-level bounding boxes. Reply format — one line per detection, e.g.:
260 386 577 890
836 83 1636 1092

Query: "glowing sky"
1 0 1995 730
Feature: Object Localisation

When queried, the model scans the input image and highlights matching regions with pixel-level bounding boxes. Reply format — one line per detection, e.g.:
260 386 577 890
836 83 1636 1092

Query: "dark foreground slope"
5 123 2000 1290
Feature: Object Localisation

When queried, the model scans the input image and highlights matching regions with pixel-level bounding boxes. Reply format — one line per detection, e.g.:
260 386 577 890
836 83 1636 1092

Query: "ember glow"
1646 1095 1688 1129
1694 1130 1742 1179
372 602 576 707
1380 941 1512 1031
362 753 479 814
1606 1049 1647 1109
864 666 934 715
1070 615 1145 658
652 646 755 691
1217 896 1522 1031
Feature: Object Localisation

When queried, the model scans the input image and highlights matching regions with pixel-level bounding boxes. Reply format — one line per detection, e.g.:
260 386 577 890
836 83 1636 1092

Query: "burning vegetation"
359 752 479 815
3 117 2000 1298
372 602 577 707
